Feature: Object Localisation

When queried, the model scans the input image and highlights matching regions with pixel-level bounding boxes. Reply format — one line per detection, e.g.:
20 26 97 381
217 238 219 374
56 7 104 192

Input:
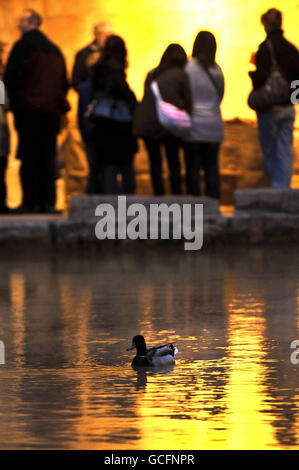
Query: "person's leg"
272 107 295 189
0 157 8 212
201 143 221 199
257 111 278 186
105 165 119 194
93 134 109 194
95 160 106 195
120 160 135 195
20 158 35 210
144 139 164 196
18 114 41 211
163 137 182 195
85 136 106 194
39 116 58 212
84 138 97 194
183 142 201 196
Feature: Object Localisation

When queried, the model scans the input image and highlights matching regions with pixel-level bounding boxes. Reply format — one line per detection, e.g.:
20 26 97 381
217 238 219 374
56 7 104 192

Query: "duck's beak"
127 344 135 351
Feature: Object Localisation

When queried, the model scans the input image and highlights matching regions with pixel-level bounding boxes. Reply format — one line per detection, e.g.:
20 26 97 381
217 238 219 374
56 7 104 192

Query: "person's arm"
291 46 299 83
181 72 193 114
3 40 25 98
144 71 154 92
62 56 70 95
216 67 225 102
72 48 88 90
118 77 137 105
249 42 271 89
51 46 71 115
114 76 137 110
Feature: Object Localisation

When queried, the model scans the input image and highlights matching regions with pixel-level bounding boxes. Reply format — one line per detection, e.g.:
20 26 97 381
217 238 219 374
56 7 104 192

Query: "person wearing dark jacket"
91 35 137 194
72 22 114 90
77 77 102 194
249 8 299 189
134 44 192 195
0 41 9 214
0 101 9 214
4 9 70 213
77 53 106 194
73 23 113 195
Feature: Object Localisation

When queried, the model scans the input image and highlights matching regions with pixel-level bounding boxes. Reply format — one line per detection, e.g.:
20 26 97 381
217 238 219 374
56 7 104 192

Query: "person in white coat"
184 31 225 198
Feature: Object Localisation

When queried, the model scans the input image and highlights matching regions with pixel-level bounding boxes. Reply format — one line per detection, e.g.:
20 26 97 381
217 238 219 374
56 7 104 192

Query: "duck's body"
127 335 178 368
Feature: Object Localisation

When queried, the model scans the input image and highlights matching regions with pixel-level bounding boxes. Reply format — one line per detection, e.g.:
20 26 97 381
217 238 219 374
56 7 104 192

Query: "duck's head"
127 335 147 356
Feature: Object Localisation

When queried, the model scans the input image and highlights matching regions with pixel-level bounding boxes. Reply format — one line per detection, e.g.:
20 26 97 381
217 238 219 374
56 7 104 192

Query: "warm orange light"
62 0 299 122
2 0 299 207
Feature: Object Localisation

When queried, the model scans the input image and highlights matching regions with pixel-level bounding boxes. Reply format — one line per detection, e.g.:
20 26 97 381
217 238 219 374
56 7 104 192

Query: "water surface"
0 245 298 449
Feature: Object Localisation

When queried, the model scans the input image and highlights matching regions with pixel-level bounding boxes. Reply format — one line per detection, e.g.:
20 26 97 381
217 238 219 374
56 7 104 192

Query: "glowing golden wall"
1 0 299 121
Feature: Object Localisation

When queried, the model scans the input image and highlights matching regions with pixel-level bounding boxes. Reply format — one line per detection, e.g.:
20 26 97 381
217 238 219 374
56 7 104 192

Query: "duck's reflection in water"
133 365 175 391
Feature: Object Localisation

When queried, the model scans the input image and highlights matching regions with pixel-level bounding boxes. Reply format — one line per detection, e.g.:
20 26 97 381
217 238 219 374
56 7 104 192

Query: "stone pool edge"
0 190 299 246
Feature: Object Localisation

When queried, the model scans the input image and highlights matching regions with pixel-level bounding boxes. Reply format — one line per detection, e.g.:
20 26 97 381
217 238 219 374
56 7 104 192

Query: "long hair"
99 35 128 70
152 43 187 79
192 31 217 67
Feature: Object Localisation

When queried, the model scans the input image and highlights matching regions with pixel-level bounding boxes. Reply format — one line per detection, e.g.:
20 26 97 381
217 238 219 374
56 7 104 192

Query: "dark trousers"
183 142 220 199
84 138 105 194
105 163 135 194
257 106 295 188
0 157 8 211
144 137 182 195
17 112 59 212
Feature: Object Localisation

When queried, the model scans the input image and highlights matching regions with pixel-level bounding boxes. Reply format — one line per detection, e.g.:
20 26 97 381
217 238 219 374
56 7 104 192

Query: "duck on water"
127 335 178 367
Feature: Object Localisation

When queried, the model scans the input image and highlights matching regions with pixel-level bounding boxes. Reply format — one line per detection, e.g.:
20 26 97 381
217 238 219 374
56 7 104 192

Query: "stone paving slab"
235 188 299 214
69 195 222 219
0 192 298 246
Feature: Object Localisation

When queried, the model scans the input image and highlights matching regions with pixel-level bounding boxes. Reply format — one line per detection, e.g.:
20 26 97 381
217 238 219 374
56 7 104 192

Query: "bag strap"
151 81 163 101
202 66 222 99
266 40 279 70
266 40 289 83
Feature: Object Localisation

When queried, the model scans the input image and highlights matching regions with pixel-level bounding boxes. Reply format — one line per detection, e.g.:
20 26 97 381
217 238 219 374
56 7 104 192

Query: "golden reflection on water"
0 248 299 449
9 273 26 366
60 277 91 366
226 295 275 449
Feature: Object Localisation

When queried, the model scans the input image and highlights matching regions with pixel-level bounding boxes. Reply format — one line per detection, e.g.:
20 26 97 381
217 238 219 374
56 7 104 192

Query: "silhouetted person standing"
92 35 137 194
0 41 10 214
249 9 299 189
72 22 114 90
72 22 114 194
134 44 192 195
183 31 225 198
4 9 69 213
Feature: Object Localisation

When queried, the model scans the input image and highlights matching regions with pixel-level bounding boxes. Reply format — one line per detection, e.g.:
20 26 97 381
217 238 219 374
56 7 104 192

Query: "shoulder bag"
150 80 192 138
248 40 290 112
